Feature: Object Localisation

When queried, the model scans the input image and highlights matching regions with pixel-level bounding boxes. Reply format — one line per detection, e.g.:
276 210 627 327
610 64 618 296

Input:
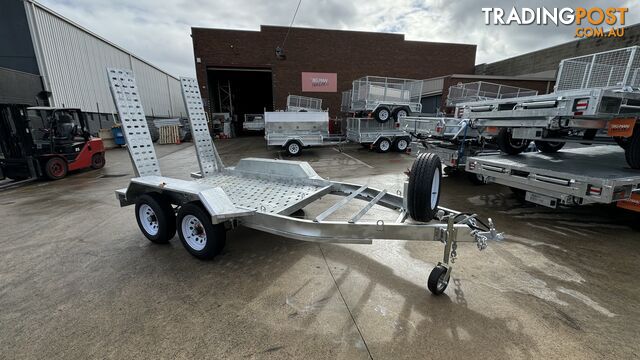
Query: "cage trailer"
457 46 640 169
465 145 640 212
108 68 503 295
346 76 423 123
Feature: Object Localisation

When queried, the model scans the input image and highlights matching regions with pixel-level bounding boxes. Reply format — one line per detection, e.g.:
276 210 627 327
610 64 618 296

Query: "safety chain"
450 239 458 264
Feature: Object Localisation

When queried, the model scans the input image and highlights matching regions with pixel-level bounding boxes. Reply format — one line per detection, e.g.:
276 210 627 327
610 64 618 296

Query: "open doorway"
207 68 274 135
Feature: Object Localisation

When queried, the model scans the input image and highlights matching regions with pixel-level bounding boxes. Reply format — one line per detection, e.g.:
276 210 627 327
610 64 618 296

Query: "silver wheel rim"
397 139 408 150
139 204 159 236
380 140 390 151
182 214 206 251
437 270 449 292
378 109 389 121
431 167 440 209
289 143 300 154
397 110 407 118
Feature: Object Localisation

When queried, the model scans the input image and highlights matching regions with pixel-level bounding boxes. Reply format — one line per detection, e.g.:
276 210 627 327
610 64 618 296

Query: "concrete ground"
1 137 639 359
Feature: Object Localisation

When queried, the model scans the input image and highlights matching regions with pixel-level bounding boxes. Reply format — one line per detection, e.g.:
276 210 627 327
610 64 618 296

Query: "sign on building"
301 72 337 92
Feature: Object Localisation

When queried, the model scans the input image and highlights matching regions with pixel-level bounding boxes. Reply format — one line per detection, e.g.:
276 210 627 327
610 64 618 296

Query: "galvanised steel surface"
346 117 408 144
466 145 640 205
112 68 503 288
180 77 224 176
107 68 161 177
349 76 423 113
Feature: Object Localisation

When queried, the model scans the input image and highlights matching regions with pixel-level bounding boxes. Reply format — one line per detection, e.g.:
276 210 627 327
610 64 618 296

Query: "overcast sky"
38 0 639 77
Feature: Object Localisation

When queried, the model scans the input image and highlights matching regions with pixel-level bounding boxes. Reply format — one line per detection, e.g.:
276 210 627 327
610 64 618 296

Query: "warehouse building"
0 0 186 133
191 25 477 122
476 23 640 77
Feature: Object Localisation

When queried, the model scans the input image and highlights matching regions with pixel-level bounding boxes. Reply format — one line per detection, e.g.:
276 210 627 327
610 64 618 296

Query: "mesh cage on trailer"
446 81 538 106
350 76 423 111
555 46 639 91
286 95 322 112
341 90 352 112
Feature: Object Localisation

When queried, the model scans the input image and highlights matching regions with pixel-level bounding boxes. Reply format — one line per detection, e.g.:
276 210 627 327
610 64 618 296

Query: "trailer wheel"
407 153 442 222
177 202 226 260
90 152 106 169
614 136 630 149
373 107 391 123
44 157 68 180
392 137 409 152
375 138 392 153
135 193 176 244
392 107 410 120
427 265 449 295
625 126 640 169
285 140 302 156
535 140 565 153
467 172 485 185
496 128 528 155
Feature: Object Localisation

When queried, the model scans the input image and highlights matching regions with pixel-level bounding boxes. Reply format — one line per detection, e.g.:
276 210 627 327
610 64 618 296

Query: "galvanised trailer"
465 145 640 212
347 76 423 123
108 68 503 295
457 46 640 169
346 117 411 153
264 111 344 156
400 116 499 184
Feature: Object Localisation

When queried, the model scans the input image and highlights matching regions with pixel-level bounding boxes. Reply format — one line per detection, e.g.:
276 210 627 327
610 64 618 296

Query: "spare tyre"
407 153 442 222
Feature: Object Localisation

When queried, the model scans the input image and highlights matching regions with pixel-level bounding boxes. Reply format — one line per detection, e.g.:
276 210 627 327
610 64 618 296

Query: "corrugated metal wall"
24 1 186 118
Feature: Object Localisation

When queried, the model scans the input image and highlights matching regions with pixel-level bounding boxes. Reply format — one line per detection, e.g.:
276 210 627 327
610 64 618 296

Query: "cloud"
37 0 639 77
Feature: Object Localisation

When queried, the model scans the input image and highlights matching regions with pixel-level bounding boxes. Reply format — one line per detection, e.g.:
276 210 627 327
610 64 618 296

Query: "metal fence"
351 76 423 111
556 46 639 91
446 81 538 106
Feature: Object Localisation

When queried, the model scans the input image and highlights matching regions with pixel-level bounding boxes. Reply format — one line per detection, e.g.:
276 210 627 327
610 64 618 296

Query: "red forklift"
0 104 105 181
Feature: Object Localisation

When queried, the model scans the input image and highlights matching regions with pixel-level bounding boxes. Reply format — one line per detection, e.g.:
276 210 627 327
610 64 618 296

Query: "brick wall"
192 25 477 117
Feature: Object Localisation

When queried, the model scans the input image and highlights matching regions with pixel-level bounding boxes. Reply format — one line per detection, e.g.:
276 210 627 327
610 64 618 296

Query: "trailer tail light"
574 98 589 111
587 185 602 196
617 193 640 213
435 124 443 134
395 122 400 128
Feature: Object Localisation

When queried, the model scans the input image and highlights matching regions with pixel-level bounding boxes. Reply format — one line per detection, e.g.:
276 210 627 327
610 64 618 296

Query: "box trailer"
347 76 423 123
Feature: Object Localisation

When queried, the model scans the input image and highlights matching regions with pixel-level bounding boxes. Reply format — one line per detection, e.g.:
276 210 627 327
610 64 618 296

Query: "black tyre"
373 107 391 123
44 157 68 180
625 125 640 169
427 265 449 295
614 136 630 150
285 140 302 156
375 138 392 153
467 172 485 185
535 140 565 153
392 137 410 152
135 193 176 244
407 153 442 222
496 128 528 155
90 152 106 169
177 202 226 260
510 187 526 201
392 107 410 120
